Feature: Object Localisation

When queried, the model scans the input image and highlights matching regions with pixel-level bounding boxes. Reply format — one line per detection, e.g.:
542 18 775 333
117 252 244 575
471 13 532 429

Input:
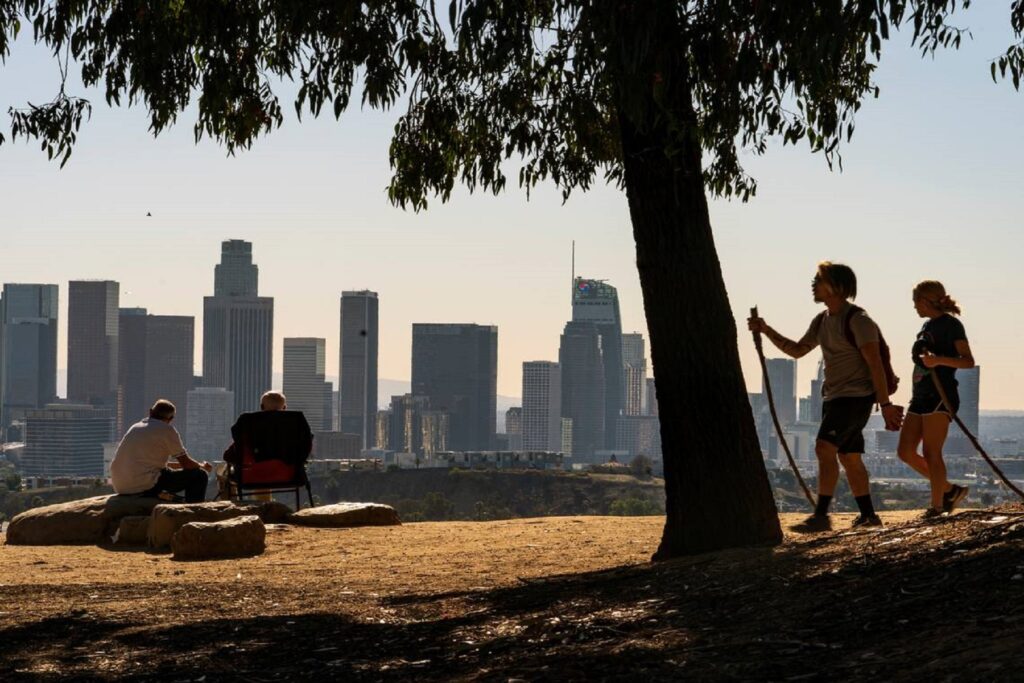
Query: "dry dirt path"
1 509 1019 681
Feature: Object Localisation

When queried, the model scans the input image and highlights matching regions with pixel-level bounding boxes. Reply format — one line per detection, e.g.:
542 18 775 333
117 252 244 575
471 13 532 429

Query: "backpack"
841 305 900 396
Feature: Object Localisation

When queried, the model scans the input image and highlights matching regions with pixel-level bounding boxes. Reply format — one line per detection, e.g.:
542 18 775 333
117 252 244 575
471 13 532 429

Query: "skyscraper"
957 365 981 435
622 332 646 416
21 404 114 477
68 280 119 407
559 321 605 461
411 323 497 452
572 278 624 450
522 361 562 452
203 240 273 416
339 291 379 448
283 337 332 431
505 406 523 451
119 309 195 436
214 239 258 297
1 284 59 429
185 387 235 461
764 358 798 427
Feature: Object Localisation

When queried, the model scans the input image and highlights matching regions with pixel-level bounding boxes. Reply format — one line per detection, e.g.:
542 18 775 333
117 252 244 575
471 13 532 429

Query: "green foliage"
1 1 1020 204
629 455 653 479
3 471 20 492
609 495 663 516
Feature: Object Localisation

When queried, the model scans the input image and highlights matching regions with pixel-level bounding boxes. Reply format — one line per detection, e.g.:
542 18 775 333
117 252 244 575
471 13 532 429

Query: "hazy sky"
2 6 1022 408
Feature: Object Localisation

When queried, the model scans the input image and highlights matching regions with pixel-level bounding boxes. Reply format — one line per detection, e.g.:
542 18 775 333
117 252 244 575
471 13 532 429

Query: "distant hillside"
312 468 665 521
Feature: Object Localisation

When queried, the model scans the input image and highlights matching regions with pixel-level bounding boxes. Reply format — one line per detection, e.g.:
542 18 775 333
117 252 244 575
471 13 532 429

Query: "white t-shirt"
110 418 188 494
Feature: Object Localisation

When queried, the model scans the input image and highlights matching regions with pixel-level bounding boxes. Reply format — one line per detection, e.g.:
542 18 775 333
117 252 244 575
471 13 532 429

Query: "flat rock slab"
149 500 290 549
171 515 266 561
289 502 401 528
6 495 162 546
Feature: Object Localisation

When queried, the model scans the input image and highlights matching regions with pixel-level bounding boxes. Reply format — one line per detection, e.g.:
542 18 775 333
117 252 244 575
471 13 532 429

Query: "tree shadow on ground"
2 511 1022 681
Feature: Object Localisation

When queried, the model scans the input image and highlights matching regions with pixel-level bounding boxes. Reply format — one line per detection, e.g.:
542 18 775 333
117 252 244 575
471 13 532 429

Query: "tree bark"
618 103 783 559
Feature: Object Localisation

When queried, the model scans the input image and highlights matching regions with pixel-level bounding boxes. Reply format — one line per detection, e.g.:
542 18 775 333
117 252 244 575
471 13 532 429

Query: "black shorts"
908 391 959 417
817 395 874 454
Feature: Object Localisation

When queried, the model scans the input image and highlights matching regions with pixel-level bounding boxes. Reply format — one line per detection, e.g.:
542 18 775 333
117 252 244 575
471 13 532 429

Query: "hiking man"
748 261 903 531
110 399 212 502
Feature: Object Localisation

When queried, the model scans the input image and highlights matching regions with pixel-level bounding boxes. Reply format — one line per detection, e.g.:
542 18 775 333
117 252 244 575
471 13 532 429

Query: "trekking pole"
750 307 817 509
930 372 1024 500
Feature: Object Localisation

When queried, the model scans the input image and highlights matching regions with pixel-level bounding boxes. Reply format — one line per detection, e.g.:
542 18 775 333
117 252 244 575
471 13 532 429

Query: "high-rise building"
67 280 119 408
505 406 523 451
375 409 393 450
808 358 825 423
764 358 797 427
522 361 562 452
185 387 235 461
572 278 624 449
339 291 379 448
411 323 497 452
214 239 258 297
646 378 658 417
387 393 445 456
21 404 114 477
622 332 646 416
559 320 605 462
1 284 59 429
203 240 273 416
615 415 662 458
957 366 981 435
283 337 332 431
119 310 194 437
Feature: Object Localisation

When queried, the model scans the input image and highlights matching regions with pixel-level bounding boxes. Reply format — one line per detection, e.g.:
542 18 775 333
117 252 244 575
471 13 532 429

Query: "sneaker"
943 484 969 514
850 514 883 528
790 514 832 533
921 508 946 520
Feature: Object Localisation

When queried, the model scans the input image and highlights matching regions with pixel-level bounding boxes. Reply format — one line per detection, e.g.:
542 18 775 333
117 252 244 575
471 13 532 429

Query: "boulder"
113 515 151 546
288 502 401 528
171 515 266 560
6 495 161 546
148 500 291 549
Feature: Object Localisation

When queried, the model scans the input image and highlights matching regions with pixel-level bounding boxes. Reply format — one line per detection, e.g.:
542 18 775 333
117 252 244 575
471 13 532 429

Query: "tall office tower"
0 284 59 429
505 407 523 451
118 310 195 436
646 378 658 417
339 291 379 448
522 361 563 452
387 394 437 455
283 338 332 431
957 366 981 435
622 332 646 416
214 239 258 297
809 358 825 422
21 404 114 477
375 409 393 450
559 321 605 462
67 280 119 408
185 387 235 461
764 358 798 427
411 323 498 452
203 240 273 416
572 278 624 449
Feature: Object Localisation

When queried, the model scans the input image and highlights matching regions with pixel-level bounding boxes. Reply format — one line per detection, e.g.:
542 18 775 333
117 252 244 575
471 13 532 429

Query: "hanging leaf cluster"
0 1 1020 205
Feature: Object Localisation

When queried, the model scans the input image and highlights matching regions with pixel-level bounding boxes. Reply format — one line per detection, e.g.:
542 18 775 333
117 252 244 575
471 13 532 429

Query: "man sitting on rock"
111 399 212 503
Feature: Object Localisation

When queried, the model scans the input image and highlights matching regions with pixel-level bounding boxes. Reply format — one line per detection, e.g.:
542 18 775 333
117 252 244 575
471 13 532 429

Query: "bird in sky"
146 212 152 217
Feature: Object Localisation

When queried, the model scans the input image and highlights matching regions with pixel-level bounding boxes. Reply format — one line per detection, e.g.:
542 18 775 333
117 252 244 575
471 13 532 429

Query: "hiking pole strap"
751 307 817 509
929 372 1024 500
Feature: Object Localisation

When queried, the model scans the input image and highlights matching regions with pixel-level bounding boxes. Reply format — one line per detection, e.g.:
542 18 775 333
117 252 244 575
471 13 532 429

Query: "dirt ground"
1 508 1022 681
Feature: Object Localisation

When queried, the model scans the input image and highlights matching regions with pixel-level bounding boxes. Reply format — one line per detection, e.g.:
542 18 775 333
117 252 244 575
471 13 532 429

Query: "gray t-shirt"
799 302 880 401
110 418 188 494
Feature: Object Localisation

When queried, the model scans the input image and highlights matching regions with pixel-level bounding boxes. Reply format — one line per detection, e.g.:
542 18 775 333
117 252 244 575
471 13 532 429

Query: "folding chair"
226 410 315 510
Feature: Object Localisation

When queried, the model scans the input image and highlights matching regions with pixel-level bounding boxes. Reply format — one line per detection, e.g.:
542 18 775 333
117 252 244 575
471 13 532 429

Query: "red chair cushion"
240 459 297 484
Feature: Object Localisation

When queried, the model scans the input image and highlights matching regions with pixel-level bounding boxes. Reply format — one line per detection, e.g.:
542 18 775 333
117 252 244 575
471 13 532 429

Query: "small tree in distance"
1 2 1022 558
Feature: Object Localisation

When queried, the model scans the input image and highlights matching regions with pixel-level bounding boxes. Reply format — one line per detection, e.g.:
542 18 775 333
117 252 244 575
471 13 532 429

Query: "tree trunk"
618 105 783 559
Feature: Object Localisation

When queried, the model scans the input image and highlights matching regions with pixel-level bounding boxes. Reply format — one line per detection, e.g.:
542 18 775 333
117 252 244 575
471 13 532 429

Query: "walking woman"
897 281 975 518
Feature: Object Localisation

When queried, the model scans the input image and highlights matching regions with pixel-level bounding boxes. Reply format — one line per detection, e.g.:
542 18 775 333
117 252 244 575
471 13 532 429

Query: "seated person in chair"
220 392 313 503
111 399 212 503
